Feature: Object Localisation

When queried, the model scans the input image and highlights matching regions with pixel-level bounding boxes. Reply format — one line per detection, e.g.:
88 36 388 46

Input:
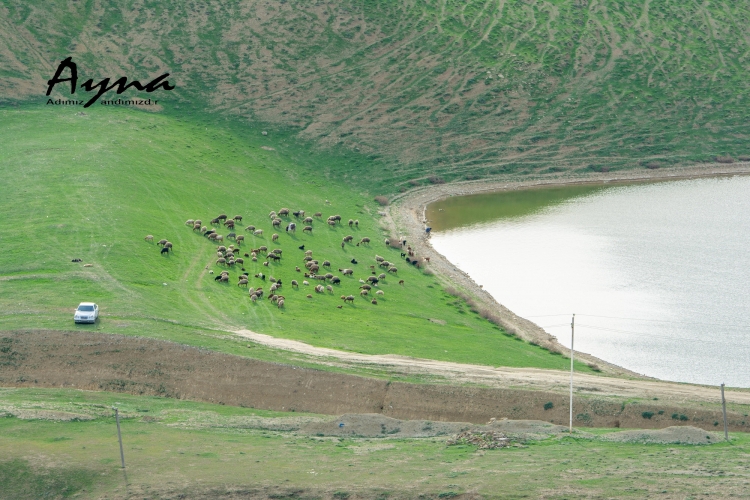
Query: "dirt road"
234 329 750 405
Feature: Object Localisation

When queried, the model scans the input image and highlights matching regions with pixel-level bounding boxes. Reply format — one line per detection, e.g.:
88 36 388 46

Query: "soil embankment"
1 330 747 432
387 163 750 376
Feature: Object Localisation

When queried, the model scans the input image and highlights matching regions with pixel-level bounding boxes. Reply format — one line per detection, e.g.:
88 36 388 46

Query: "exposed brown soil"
387 163 750 375
1 330 748 432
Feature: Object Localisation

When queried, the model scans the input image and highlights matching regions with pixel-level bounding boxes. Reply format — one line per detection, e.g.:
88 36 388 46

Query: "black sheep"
214 275 222 281
350 258 358 264
298 245 305 250
161 247 170 254
400 253 406 258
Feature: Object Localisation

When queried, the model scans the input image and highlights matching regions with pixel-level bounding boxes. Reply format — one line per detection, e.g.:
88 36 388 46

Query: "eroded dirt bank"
1 330 747 432
387 163 750 376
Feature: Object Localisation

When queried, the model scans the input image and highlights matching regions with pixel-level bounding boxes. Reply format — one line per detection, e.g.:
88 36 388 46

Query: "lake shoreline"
388 163 750 378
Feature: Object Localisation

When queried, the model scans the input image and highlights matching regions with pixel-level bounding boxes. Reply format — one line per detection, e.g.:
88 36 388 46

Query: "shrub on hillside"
738 155 750 162
544 402 554 410
645 161 661 169
408 179 421 186
642 411 655 419
374 196 389 206
428 176 446 184
716 156 734 164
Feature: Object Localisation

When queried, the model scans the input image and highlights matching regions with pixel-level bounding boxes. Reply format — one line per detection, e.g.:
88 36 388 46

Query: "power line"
577 313 750 330
575 323 750 350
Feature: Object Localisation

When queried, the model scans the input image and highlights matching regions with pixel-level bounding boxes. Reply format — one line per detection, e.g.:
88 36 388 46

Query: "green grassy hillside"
2 0 749 194
0 106 589 372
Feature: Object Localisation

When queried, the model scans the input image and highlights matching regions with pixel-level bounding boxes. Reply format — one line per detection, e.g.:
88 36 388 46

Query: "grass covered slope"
2 0 750 193
1 388 749 499
0 106 588 371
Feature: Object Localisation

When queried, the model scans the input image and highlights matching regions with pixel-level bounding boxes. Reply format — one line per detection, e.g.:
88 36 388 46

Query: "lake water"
428 176 750 387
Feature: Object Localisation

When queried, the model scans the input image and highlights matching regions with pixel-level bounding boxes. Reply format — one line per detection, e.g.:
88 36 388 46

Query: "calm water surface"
428 176 750 387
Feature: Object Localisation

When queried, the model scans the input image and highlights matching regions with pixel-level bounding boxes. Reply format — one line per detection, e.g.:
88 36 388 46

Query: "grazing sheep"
269 211 277 219
204 228 216 236
278 208 290 217
305 250 313 256
378 273 386 280
195 220 202 226
341 241 345 249
200 226 208 233
302 217 313 224
325 285 334 293
303 225 313 233
223 218 234 227
227 232 236 240
303 280 309 286
219 275 229 283
376 290 384 296
399 279 404 285
272 233 279 242
210 218 220 225
324 273 334 280
245 225 256 232
298 245 305 250
277 299 284 309
217 251 224 258
259 246 268 253
339 268 353 276
389 267 398 273
236 258 244 265
272 219 282 228
250 294 257 302
193 223 201 231
327 220 336 227
254 229 263 236
309 264 319 273
215 235 224 242
343 235 354 243
157 239 168 246
322 260 331 267
343 295 355 303
268 254 281 262
161 247 170 255
384 239 390 246
360 289 369 296
291 280 298 288
285 222 296 233
254 272 265 280
360 284 372 290
214 275 223 281
252 257 258 262
295 266 301 272
269 276 277 283
218 246 227 253
306 294 313 298
185 219 194 226
164 242 173 250
331 276 341 285
366 277 379 284
315 284 324 293
233 215 243 221
145 235 154 242
356 237 370 246
238 279 248 287
217 258 226 265
304 256 313 263
236 235 245 244
217 214 228 221
208 233 218 240
263 261 269 266
424 257 431 263
348 219 354 227
350 258 358 265
379 261 391 268
354 220 359 226
371 299 378 305
272 249 282 255
270 283 278 292
375 255 384 262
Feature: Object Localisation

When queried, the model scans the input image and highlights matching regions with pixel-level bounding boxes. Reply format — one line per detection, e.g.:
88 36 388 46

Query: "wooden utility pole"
721 383 728 441
569 314 575 434
114 407 126 468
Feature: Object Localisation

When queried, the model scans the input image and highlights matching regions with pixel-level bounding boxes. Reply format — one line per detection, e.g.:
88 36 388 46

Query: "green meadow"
1 388 747 499
0 106 589 372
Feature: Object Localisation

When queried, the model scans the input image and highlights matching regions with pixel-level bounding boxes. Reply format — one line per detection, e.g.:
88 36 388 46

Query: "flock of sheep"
146 208 428 311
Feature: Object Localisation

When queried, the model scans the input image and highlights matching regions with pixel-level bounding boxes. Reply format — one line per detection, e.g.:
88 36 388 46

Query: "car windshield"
77 305 95 311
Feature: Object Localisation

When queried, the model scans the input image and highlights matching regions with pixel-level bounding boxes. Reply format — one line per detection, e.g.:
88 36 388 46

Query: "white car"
74 302 99 323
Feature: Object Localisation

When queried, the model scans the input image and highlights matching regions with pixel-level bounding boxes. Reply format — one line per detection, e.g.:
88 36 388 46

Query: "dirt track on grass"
1 330 748 432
